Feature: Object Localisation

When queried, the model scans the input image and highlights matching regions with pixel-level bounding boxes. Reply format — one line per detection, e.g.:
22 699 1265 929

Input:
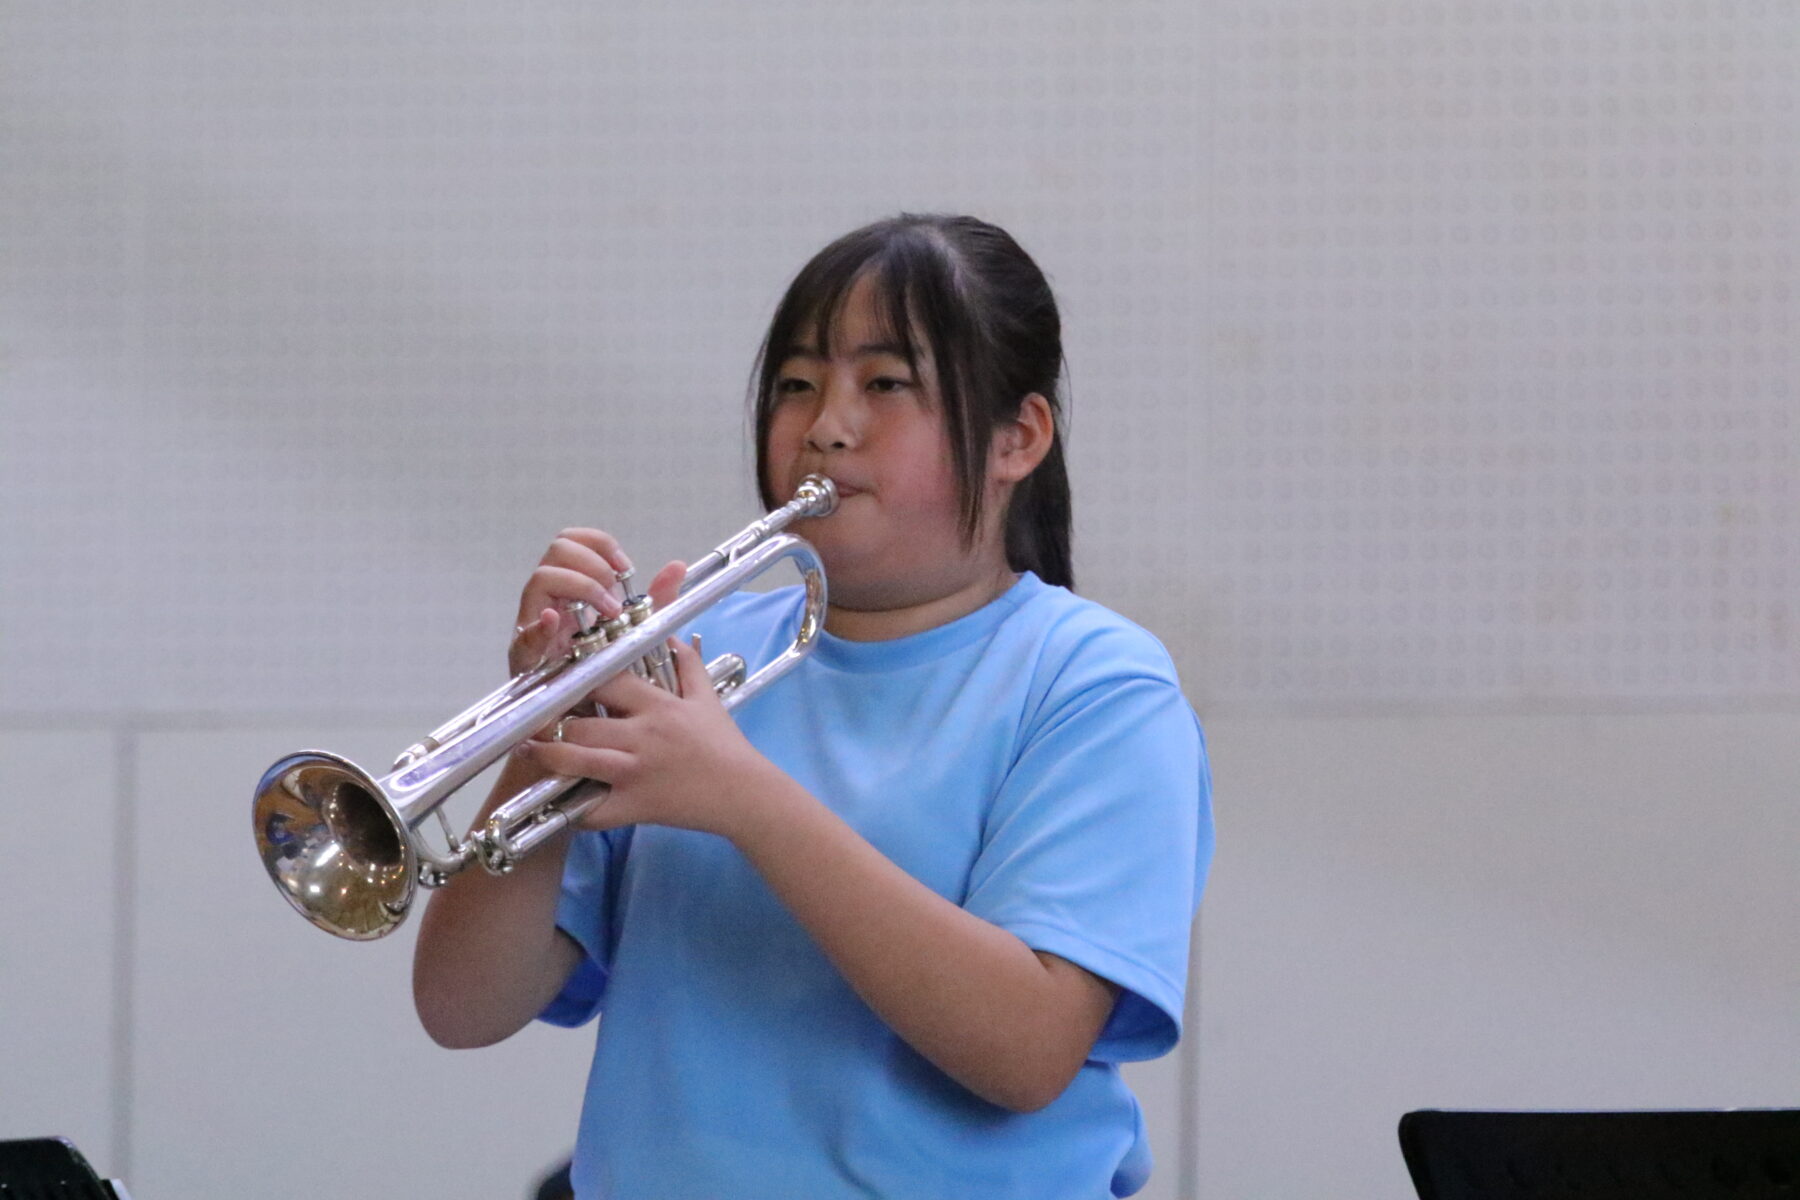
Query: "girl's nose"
804 385 860 452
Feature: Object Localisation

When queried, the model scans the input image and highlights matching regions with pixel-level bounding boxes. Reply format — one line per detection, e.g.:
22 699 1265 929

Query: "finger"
525 694 595 741
509 606 564 673
588 667 663 715
569 782 654 835
518 738 634 783
551 528 634 579
512 607 555 648
543 537 630 600
554 714 629 751
671 636 712 701
647 560 687 610
520 565 622 623
528 606 566 643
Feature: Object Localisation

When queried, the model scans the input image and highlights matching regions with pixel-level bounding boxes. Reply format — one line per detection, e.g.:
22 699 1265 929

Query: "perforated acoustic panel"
1189 0 1799 707
2 0 1795 717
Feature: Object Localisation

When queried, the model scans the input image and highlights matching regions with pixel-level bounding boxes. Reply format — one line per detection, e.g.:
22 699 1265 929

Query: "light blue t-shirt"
541 571 1213 1200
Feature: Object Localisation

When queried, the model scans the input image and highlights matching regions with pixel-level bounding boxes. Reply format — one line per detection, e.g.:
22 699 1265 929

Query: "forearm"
726 764 1114 1113
411 755 583 1049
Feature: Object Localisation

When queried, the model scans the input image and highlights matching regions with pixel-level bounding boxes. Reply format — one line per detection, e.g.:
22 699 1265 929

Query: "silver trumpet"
251 476 836 940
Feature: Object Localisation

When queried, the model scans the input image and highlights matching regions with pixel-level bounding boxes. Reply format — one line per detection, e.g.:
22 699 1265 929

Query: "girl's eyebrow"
782 341 912 361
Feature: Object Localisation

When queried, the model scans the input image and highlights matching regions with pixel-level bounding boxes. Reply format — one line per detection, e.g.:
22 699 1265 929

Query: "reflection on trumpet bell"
250 476 836 941
254 751 415 942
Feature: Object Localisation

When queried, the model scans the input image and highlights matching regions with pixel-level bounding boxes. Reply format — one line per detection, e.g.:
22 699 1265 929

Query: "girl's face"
763 274 1004 611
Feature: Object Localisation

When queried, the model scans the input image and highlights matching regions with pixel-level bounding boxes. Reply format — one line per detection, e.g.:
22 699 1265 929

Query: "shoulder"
981 577 1195 755
1001 577 1184 696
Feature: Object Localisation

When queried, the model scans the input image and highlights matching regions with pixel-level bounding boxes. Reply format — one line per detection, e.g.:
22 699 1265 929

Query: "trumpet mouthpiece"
796 474 839 517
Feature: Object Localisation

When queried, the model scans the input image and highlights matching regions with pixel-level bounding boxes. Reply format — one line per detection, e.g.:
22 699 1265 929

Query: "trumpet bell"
251 751 418 940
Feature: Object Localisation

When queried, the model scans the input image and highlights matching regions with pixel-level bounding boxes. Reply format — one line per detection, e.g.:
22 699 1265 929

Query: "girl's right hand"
508 528 635 676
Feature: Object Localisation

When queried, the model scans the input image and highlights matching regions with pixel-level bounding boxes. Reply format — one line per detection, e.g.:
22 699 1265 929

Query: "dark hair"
751 213 1074 590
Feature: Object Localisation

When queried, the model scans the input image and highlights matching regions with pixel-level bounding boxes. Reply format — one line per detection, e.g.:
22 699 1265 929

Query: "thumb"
647 560 687 610
671 635 713 701
510 606 561 674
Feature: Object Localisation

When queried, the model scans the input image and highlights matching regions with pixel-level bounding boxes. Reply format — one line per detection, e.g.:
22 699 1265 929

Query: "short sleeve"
962 641 1213 1063
537 825 633 1028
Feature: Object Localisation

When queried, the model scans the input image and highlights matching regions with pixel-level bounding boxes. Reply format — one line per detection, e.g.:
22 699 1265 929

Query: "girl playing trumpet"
413 214 1213 1200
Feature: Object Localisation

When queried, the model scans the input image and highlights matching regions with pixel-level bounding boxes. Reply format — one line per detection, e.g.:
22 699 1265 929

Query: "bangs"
779 258 925 378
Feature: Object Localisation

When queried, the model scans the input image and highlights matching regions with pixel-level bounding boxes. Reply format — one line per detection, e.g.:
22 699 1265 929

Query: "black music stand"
1399 1109 1800 1200
0 1137 132 1199
531 1156 574 1200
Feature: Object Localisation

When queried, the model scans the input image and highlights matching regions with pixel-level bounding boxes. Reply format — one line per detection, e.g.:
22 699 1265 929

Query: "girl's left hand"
517 609 773 841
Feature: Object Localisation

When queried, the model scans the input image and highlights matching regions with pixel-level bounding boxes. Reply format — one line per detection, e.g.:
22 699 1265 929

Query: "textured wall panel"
2 0 1216 717
130 727 589 1200
6 2 1795 716
0 732 120 1172
1195 0 1799 706
1196 712 1800 1199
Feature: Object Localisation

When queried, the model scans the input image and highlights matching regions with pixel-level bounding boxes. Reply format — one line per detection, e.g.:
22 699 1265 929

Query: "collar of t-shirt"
809 571 1045 674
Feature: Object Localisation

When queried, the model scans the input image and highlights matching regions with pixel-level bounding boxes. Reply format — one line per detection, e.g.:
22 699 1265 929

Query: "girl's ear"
989 393 1056 484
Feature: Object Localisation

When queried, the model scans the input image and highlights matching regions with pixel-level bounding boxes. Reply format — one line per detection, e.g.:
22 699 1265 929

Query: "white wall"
1197 713 1800 1199
3 2 1796 1197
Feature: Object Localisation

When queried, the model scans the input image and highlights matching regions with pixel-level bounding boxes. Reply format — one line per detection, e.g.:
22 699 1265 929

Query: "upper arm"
544 926 587 999
964 617 1213 1065
534 827 634 1029
1021 950 1125 1111
1037 949 1122 1044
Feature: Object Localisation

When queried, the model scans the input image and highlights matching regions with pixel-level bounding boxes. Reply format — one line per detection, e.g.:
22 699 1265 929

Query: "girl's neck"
823 560 1020 643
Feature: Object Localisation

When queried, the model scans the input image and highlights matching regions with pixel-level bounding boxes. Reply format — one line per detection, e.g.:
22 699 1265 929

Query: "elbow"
969 1056 1084 1115
414 979 512 1050
984 1078 1066 1115
412 928 577 1050
415 996 481 1050
418 1006 510 1051
993 1090 1056 1116
421 1018 488 1051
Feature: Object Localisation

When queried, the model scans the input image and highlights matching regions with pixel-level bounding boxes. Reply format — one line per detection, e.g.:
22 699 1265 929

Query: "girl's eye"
776 377 814 395
868 376 914 395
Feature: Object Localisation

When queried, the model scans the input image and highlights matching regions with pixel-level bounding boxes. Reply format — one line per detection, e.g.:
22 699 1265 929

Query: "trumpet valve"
705 651 748 698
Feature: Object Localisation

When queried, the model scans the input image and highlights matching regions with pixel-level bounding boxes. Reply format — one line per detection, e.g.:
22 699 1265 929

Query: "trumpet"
251 476 837 940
